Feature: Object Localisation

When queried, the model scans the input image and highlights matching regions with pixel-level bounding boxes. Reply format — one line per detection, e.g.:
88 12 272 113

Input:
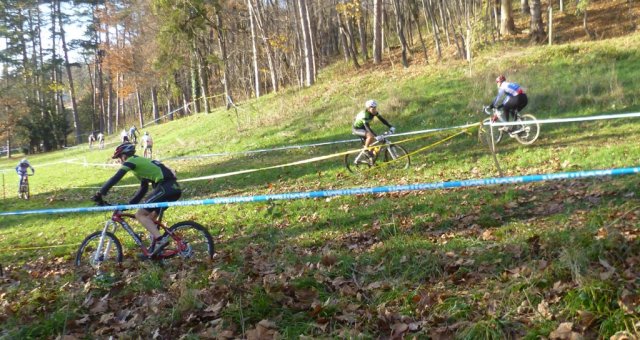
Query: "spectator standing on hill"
120 129 129 143
351 99 395 160
97 132 105 149
88 132 96 149
488 75 528 132
141 131 153 158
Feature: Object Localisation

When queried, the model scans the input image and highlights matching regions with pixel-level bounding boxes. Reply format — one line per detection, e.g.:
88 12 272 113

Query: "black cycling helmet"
112 142 136 159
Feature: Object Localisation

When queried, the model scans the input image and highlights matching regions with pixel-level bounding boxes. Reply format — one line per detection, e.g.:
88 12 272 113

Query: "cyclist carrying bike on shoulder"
352 100 395 160
92 143 182 256
488 75 528 133
15 158 34 192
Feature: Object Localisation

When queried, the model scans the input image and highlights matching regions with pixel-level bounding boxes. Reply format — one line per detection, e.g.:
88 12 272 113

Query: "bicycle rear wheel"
75 231 123 270
514 114 540 145
383 144 410 170
344 151 372 174
165 221 214 266
478 118 503 146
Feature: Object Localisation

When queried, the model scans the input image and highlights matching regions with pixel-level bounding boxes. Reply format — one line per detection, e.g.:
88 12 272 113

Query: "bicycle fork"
93 220 119 264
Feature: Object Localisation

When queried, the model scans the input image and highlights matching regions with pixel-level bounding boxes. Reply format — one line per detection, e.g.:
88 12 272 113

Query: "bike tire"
514 114 540 145
383 144 410 170
166 221 215 264
75 231 123 268
478 118 503 146
344 152 372 174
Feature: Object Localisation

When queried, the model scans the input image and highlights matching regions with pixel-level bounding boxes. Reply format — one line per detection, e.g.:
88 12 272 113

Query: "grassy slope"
1 33 640 338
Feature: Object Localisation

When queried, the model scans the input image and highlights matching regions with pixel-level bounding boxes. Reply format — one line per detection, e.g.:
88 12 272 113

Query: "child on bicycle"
352 100 395 162
92 143 182 256
15 158 34 192
488 75 528 132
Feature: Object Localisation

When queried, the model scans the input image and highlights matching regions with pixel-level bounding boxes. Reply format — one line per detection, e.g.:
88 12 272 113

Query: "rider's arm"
129 179 150 204
29 165 34 175
363 122 375 135
376 114 392 128
98 168 128 196
491 88 506 108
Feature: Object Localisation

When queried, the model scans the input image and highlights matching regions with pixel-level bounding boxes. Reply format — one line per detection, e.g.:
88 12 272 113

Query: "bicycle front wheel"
344 152 371 174
514 114 540 145
478 118 503 146
383 144 410 170
166 221 215 265
75 231 123 269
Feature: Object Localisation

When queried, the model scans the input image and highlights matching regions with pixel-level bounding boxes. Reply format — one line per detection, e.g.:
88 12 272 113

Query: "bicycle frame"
94 210 188 262
354 136 391 165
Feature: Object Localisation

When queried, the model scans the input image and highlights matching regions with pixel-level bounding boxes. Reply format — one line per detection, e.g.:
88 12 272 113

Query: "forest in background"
0 0 637 154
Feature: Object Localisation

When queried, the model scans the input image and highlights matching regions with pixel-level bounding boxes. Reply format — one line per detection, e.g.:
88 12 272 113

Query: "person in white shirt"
141 131 153 158
88 132 96 149
97 132 105 149
120 129 129 143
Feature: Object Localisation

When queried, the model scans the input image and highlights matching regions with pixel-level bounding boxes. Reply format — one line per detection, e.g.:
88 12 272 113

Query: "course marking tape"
72 127 473 189
3 166 638 216
487 111 640 126
0 158 80 173
162 123 480 161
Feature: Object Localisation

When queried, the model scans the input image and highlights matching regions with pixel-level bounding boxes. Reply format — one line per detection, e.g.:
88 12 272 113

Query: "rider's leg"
136 209 162 239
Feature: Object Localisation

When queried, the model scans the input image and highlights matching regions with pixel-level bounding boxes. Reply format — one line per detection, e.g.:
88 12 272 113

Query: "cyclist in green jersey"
352 100 395 155
92 143 181 255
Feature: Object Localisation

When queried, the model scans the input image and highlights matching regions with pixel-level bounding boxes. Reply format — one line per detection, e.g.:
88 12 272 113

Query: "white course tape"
487 111 640 126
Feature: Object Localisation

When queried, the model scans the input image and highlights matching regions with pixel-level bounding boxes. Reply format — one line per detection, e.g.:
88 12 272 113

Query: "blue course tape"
1 166 638 217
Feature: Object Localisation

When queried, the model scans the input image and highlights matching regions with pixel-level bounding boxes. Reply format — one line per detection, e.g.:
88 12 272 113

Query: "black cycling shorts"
143 180 182 214
503 94 528 120
352 127 370 138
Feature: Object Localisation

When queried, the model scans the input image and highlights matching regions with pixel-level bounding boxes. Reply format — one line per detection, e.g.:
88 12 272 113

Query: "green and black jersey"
99 155 177 204
353 110 392 133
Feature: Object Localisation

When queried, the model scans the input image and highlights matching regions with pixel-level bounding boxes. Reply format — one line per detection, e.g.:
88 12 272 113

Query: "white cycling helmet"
20 158 29 165
365 99 377 109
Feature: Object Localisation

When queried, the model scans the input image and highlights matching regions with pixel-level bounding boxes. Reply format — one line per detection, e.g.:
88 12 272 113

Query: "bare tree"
373 0 382 64
500 0 516 35
298 0 314 86
529 0 545 42
391 0 409 68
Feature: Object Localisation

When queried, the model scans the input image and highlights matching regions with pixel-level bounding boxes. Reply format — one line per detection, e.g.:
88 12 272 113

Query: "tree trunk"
55 0 80 144
215 13 233 109
247 0 261 96
151 86 159 123
391 0 409 68
409 0 429 63
423 0 442 60
357 2 368 61
337 13 360 68
136 86 144 127
521 0 530 15
373 0 383 64
529 0 545 42
298 0 314 86
251 0 279 93
500 0 516 35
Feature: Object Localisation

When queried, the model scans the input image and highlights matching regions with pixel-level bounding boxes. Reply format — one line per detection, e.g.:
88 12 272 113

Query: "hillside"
1 31 640 338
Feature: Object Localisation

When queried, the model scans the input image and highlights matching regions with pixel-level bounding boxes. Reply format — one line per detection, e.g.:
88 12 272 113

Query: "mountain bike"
18 174 31 200
344 131 410 173
75 200 215 271
478 106 540 145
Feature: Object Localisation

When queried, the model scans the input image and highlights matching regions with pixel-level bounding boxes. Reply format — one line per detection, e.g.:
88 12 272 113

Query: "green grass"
1 33 640 337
